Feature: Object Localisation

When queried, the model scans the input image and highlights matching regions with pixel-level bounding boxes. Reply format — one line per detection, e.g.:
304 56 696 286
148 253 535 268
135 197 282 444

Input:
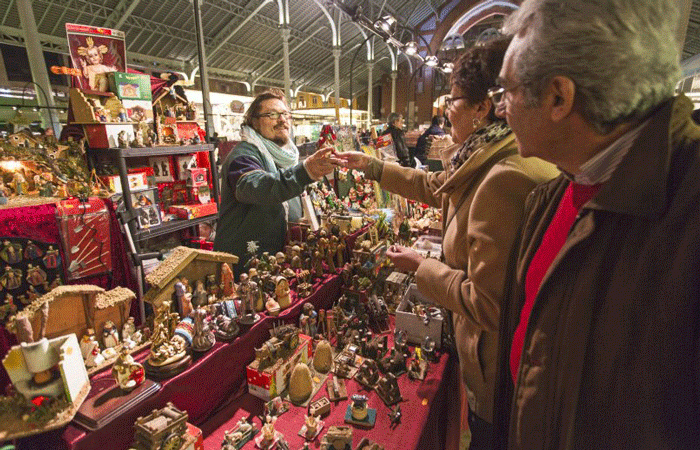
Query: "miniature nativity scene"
0 284 136 441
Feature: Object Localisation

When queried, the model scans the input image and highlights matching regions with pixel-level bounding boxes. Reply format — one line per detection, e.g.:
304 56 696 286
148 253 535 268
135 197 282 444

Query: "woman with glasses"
214 89 343 275
340 37 557 449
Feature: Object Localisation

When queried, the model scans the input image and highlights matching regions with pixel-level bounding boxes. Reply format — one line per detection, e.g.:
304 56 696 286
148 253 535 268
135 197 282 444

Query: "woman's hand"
386 245 424 273
304 146 345 180
338 151 371 171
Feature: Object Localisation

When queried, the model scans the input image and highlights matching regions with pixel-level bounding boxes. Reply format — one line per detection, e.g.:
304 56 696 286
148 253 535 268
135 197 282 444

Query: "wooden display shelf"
134 213 218 241
112 143 214 157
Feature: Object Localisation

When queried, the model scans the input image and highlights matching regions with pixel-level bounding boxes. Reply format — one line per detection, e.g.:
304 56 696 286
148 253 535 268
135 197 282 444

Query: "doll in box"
77 37 116 92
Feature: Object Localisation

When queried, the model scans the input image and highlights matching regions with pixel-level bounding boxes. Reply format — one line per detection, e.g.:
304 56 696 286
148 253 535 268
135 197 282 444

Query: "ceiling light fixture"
403 41 418 56
374 15 397 36
425 56 439 67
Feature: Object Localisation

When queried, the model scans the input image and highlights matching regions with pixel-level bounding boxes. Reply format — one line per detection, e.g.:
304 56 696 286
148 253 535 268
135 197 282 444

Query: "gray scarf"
240 125 299 169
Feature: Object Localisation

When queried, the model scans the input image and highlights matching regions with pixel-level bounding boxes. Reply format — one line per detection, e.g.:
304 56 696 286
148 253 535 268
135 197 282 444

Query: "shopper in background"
413 115 446 165
383 112 413 167
214 89 343 275
492 1 700 449
340 37 558 449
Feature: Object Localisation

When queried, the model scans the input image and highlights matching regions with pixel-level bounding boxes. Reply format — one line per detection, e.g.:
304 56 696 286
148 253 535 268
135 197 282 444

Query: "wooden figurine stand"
74 379 161 431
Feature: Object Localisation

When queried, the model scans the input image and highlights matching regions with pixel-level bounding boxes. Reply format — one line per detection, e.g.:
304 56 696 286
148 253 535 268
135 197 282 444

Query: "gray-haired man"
493 1 700 449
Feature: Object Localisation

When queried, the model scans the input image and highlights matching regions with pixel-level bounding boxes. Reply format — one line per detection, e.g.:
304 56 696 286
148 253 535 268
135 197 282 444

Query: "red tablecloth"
201 326 457 450
22 274 343 450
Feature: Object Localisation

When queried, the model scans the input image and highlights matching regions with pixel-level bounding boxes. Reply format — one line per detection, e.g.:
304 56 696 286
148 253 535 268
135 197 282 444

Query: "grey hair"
387 112 402 126
503 0 681 134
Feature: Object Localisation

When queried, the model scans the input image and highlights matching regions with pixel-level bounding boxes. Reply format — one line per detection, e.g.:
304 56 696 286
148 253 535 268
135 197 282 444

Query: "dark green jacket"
213 141 312 274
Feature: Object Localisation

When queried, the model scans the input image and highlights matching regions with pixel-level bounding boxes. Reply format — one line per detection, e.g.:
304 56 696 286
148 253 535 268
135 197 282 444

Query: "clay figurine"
112 347 145 392
12 171 26 196
25 264 46 286
132 128 144 147
299 414 323 441
222 417 258 450
213 312 240 342
388 404 402 428
173 277 193 317
1 266 22 290
354 359 380 389
221 262 235 297
102 320 120 348
274 277 291 310
265 296 280 317
148 300 188 367
1 240 22 264
299 303 317 337
255 415 279 450
192 279 208 308
350 394 368 421
80 329 105 368
191 307 215 353
117 130 129 148
376 372 402 406
24 240 43 260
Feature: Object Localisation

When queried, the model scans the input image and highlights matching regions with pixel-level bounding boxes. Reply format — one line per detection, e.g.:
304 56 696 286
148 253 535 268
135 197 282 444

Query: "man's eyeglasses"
444 96 470 108
256 111 292 120
487 82 523 105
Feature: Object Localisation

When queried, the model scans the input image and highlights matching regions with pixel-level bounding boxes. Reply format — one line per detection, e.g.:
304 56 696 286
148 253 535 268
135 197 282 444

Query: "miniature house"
144 246 239 309
152 87 198 143
1 333 90 441
8 285 136 344
8 130 40 148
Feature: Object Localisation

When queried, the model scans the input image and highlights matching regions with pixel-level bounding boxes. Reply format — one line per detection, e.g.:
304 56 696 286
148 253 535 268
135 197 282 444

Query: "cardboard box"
247 334 312 401
176 121 199 141
188 168 208 187
122 99 154 123
101 173 149 194
108 72 152 101
83 123 135 148
395 284 443 349
168 202 218 219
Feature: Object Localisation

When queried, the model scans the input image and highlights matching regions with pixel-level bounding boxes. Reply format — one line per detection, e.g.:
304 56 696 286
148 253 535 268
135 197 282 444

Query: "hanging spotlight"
440 37 455 52
403 41 418 56
373 15 397 36
425 56 439 67
32 106 39 112
11 105 18 111
441 62 454 73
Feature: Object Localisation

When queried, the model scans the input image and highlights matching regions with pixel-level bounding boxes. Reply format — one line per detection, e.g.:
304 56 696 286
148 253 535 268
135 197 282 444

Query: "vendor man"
214 89 342 274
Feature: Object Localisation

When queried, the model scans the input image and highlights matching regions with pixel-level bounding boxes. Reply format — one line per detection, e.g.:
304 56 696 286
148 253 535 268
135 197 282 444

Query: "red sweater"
510 182 602 382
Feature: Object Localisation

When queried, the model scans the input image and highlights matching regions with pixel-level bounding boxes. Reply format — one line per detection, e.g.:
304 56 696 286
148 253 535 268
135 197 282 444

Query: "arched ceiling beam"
313 0 339 46
104 0 142 30
202 0 273 64
252 25 327 83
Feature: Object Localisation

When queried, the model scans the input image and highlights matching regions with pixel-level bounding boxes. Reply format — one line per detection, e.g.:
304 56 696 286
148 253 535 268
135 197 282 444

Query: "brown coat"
494 95 700 449
379 133 558 421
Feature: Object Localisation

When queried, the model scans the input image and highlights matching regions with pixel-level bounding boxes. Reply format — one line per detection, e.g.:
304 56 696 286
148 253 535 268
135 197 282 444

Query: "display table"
16 273 342 450
16 271 458 450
